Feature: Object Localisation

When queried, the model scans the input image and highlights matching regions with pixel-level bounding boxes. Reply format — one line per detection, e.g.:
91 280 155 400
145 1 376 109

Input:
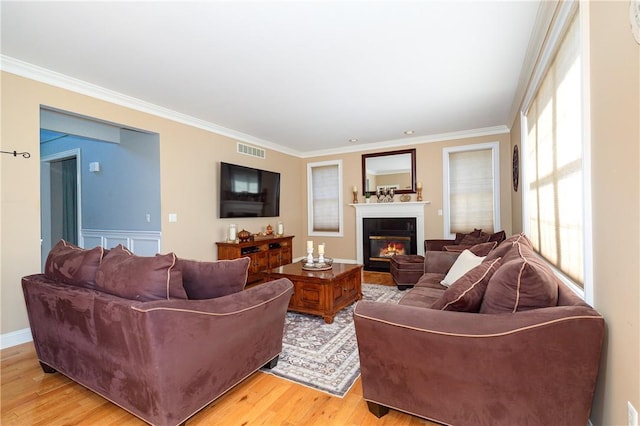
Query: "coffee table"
268 262 362 324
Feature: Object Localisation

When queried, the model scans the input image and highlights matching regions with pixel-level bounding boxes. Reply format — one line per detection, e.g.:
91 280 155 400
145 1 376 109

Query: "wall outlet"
629 401 638 426
145 213 151 223
168 213 177 223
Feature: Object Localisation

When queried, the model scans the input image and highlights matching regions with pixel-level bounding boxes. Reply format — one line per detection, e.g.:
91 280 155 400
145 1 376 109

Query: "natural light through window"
525 13 583 286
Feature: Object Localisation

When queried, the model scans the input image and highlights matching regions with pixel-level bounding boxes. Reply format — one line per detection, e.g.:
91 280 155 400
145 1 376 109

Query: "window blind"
525 13 583 286
310 163 340 233
449 148 495 234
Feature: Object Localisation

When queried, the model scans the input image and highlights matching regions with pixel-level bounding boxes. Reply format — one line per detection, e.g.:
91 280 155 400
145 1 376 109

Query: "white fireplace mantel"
351 201 430 264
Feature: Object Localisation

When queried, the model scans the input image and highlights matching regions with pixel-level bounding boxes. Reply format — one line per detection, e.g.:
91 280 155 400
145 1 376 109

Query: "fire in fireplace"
363 218 417 272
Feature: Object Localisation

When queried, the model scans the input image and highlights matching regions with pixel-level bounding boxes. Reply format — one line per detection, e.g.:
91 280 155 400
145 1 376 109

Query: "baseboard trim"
1 328 33 350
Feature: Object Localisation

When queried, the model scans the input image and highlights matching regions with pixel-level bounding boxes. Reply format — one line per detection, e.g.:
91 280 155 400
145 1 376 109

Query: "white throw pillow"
440 249 486 287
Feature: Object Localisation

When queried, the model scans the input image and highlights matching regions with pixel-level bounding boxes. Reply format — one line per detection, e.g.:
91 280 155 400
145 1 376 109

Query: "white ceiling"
1 1 541 157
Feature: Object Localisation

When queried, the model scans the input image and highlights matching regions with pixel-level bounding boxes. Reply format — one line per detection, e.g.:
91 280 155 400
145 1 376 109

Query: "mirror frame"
361 148 417 196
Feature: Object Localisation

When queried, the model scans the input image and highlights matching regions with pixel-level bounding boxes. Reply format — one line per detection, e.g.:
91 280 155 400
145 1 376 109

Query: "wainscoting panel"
80 229 161 256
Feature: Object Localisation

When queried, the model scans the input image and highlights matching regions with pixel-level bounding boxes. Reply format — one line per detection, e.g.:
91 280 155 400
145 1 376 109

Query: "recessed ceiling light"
404 130 415 135
349 138 359 143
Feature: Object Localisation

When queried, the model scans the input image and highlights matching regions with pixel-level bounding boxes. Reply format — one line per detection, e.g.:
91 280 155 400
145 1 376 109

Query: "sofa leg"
263 355 279 369
366 401 390 418
39 361 57 374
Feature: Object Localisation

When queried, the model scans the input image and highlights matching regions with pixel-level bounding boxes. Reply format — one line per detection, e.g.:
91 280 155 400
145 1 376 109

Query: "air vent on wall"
237 143 265 159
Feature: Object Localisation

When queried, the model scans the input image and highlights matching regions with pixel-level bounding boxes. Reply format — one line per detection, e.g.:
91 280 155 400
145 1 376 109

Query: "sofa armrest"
424 239 455 251
424 250 460 274
353 301 604 425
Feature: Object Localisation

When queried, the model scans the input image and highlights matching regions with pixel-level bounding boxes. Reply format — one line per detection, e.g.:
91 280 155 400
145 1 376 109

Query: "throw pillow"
44 239 106 288
480 243 559 313
484 233 532 262
468 241 497 257
460 234 491 246
177 257 250 299
431 257 502 312
453 229 483 245
440 249 485 287
95 245 188 301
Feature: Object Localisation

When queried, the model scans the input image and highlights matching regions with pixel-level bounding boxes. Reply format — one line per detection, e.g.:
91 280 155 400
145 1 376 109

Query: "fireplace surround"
351 201 429 269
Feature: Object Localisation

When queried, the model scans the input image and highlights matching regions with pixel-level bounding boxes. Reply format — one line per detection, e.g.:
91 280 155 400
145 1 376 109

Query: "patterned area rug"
261 283 403 398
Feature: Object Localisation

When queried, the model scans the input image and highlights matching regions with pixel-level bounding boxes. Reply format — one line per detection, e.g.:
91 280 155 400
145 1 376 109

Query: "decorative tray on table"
301 257 333 271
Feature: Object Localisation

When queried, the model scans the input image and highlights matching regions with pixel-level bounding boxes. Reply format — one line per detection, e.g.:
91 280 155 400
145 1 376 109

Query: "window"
522 7 587 290
307 160 343 236
443 142 500 238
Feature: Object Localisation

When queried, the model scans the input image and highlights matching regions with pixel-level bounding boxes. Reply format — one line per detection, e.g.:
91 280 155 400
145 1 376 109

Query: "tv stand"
216 235 294 285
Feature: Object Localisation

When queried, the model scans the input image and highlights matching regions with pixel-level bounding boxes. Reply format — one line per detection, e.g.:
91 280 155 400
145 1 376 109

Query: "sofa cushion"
480 243 559 313
431 257 502 312
398 286 445 308
44 239 106 288
440 249 485 287
177 257 250 299
95 245 188 301
460 234 491 246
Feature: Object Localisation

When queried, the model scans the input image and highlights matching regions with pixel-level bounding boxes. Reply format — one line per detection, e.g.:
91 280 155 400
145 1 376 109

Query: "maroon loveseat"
22 241 294 426
354 234 604 425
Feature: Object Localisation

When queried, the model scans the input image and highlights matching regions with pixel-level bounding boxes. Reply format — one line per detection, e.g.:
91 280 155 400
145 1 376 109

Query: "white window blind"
307 161 343 235
448 148 495 234
524 13 583 286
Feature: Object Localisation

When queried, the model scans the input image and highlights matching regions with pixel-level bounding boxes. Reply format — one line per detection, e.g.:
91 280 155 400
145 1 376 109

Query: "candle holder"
306 248 315 266
417 187 423 201
352 189 358 204
318 252 325 265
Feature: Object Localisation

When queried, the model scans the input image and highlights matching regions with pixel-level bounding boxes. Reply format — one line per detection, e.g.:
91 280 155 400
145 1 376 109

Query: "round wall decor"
512 145 519 192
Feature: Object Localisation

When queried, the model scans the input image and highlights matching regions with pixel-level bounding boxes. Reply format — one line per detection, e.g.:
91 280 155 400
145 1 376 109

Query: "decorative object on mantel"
352 186 358 204
237 229 251 242
399 194 411 202
376 186 395 203
416 181 423 201
365 193 371 203
1 150 31 158
276 221 284 236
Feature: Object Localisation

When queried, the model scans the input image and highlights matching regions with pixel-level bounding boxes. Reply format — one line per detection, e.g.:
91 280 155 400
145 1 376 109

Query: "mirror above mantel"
361 148 416 196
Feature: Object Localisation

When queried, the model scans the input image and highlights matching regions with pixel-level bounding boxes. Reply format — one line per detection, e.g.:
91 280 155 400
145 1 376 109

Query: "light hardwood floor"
2 272 436 426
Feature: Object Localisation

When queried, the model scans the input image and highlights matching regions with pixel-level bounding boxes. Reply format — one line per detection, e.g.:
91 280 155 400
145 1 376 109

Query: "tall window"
307 160 343 236
523 10 585 287
443 142 500 237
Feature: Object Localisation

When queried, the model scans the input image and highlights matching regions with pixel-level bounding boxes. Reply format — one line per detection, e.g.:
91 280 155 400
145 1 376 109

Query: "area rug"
261 283 403 397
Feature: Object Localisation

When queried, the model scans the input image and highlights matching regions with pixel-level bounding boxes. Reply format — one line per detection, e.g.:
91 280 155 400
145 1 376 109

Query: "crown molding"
0 55 304 157
2 55 510 159
298 125 510 158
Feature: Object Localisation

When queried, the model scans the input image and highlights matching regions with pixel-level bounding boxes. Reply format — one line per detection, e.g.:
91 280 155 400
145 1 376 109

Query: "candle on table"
318 243 325 254
307 240 313 250
277 222 284 235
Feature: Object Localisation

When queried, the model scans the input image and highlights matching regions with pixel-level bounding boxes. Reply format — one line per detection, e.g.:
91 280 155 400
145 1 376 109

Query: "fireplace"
351 201 429 268
363 217 417 272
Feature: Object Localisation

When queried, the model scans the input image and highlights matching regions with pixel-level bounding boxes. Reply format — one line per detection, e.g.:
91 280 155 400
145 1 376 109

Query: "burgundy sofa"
22 241 294 426
354 234 604 425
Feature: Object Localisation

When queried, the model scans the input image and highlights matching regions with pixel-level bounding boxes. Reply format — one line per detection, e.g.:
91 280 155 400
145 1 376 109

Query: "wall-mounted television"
219 162 281 218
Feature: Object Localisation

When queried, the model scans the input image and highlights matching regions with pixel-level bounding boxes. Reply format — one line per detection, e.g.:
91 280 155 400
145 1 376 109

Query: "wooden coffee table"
268 262 362 324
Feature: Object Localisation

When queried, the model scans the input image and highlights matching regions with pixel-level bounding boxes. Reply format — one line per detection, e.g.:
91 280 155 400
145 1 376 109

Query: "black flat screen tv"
219 162 281 218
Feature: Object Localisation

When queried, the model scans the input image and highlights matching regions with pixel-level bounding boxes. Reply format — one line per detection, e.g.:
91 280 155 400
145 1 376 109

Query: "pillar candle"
307 240 313 250
318 243 325 254
352 186 358 193
277 222 284 235
417 181 423 189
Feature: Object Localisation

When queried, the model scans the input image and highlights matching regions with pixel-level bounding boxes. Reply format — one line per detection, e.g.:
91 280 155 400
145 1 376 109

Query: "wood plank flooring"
2 272 436 426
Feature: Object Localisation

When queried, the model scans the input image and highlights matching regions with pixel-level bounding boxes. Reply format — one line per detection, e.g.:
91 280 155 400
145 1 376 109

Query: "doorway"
40 149 81 270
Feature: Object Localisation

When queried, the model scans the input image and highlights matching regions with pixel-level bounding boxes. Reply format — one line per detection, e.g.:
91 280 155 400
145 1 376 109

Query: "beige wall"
1 71 513 336
0 72 306 334
510 2 640 424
